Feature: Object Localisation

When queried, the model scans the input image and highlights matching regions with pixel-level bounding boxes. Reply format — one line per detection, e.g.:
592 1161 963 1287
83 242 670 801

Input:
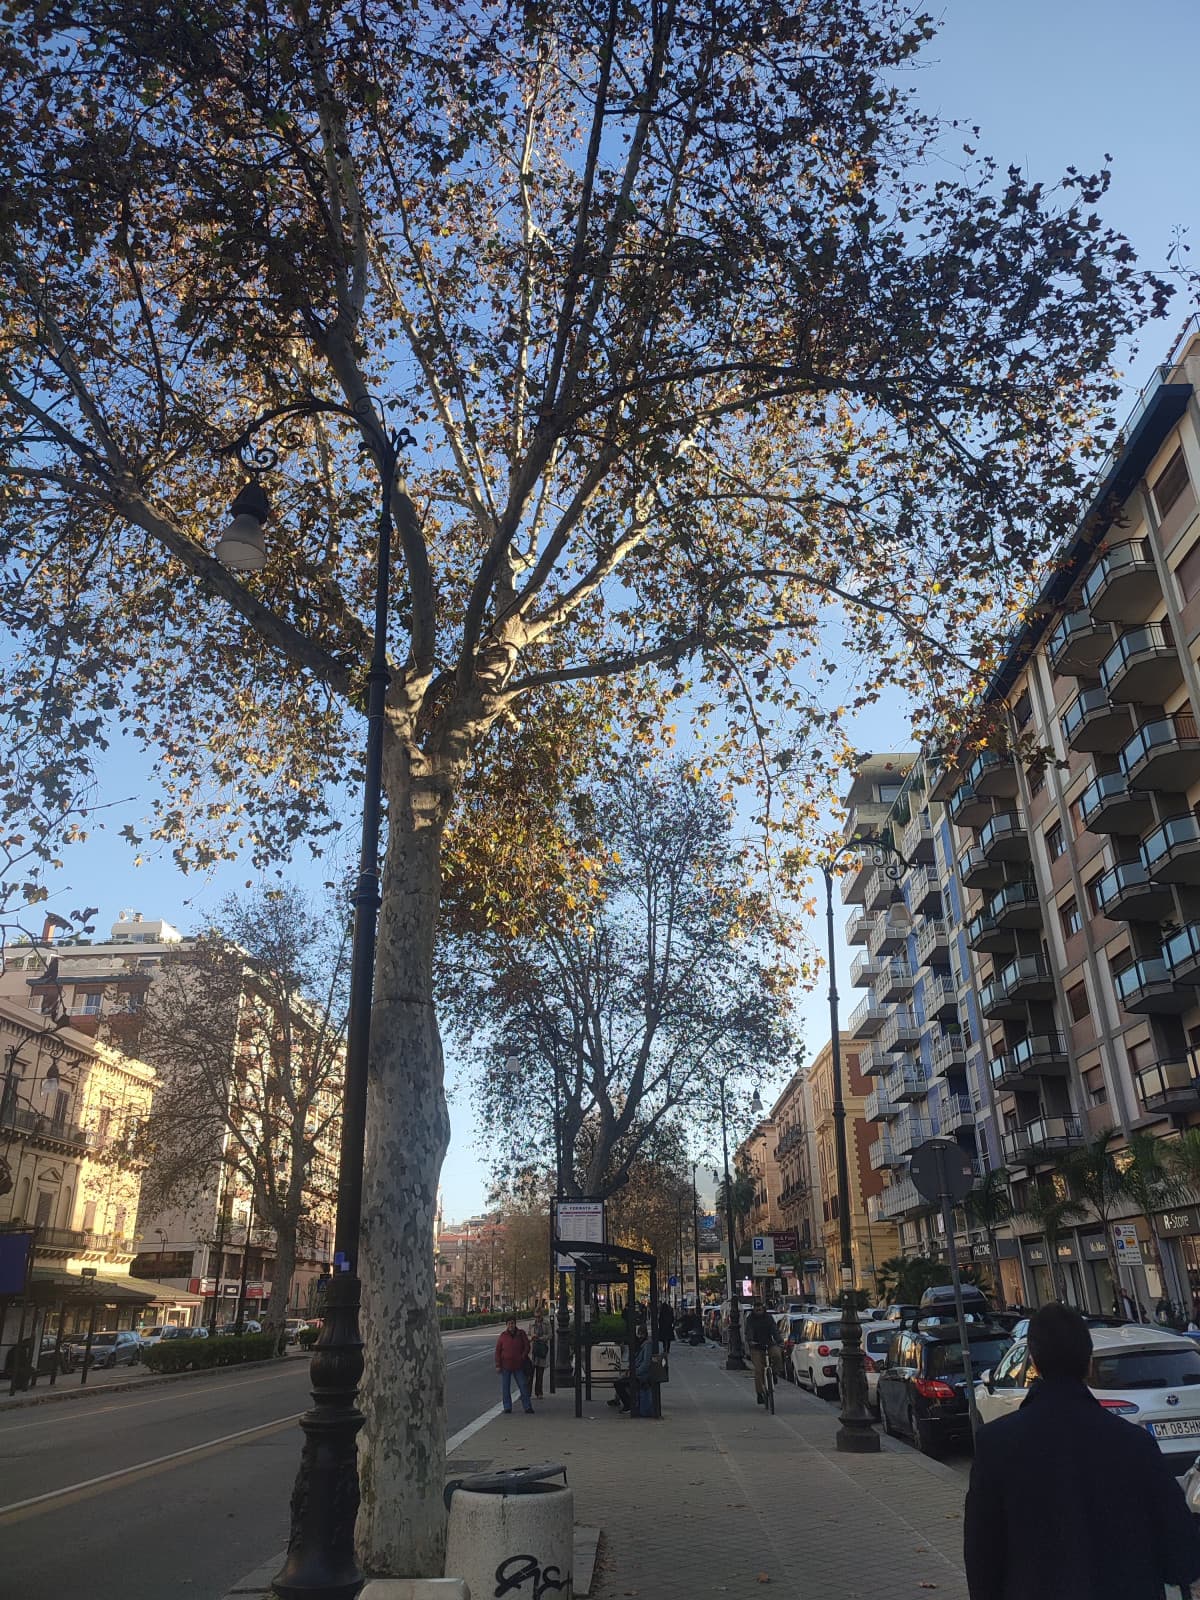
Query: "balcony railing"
1077 770 1153 836
1114 957 1193 1014
1100 623 1182 704
846 909 871 945
1163 922 1200 986
1002 1115 1084 1164
1093 859 1172 922
905 862 942 906
893 1115 933 1157
868 914 910 958
915 918 949 967
937 1091 974 1130
998 953 1054 999
931 1030 967 1074
1081 538 1158 620
0 1104 89 1150
879 1007 920 1053
1120 712 1200 790
902 812 934 859
1141 814 1200 883
957 844 1003 888
885 1062 929 1102
922 973 959 1019
850 951 883 988
848 996 889 1036
1136 1059 1200 1114
868 1134 903 1171
1048 610 1112 677
876 1176 927 1219
979 811 1028 860
989 880 1042 926
865 1087 899 1122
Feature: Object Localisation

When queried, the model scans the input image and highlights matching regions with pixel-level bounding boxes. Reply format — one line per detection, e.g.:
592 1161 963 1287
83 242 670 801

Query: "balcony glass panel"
979 813 1024 851
1010 1032 1067 1067
1163 922 1200 976
1115 959 1171 1004
1061 686 1111 744
989 881 1040 918
1078 772 1128 825
1120 712 1200 777
1095 860 1153 910
1100 623 1175 691
1141 815 1200 870
1082 540 1153 608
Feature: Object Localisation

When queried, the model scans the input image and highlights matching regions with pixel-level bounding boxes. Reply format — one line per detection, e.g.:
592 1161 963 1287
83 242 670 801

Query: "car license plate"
1148 1420 1200 1439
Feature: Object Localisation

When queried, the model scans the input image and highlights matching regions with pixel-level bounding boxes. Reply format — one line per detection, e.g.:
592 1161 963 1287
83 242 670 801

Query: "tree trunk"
987 1227 1003 1310
267 1222 298 1347
356 756 452 1579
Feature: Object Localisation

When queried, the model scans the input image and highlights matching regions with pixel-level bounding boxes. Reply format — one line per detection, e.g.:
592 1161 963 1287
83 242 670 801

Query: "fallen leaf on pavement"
918 1585 937 1591
756 1575 770 1584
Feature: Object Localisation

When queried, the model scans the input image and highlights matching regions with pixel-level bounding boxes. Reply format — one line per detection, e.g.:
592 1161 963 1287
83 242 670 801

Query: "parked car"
284 1318 309 1345
877 1323 1013 1455
862 1323 895 1414
791 1312 853 1397
774 1312 808 1379
216 1319 263 1335
70 1330 143 1369
138 1324 171 1347
161 1324 206 1340
916 1284 991 1327
975 1323 1200 1470
1002 1312 1130 1344
882 1303 921 1329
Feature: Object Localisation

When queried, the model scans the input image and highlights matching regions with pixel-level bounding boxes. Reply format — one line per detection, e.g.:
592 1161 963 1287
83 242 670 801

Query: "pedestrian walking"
529 1311 550 1398
494 1315 534 1414
744 1298 782 1406
657 1299 675 1361
964 1302 1200 1600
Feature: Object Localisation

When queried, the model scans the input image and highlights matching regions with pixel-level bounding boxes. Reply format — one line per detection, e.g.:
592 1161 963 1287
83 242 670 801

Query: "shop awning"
27 1269 157 1308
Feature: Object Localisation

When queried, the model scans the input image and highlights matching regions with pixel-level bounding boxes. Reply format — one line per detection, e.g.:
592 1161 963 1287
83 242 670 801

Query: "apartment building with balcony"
0 996 176 1362
839 753 1017 1290
737 1114 783 1243
0 911 342 1324
768 1065 822 1297
930 316 1200 1315
805 1032 899 1300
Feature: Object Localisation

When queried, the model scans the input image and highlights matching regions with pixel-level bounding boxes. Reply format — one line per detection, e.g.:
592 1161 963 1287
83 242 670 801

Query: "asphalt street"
0 1324 506 1600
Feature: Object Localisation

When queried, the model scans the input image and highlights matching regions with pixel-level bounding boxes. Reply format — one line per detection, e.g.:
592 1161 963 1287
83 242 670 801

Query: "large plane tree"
0 0 1169 1574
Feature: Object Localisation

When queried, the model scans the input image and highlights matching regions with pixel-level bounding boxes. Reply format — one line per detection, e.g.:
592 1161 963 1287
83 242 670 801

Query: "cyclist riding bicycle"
745 1299 783 1406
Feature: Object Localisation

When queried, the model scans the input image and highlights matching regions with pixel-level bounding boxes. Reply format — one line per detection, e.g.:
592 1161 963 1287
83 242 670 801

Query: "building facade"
0 912 341 1324
769 1066 822 1297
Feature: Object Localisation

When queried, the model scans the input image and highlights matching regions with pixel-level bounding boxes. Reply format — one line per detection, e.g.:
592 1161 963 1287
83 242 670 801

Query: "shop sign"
1113 1223 1143 1266
1158 1207 1200 1237
1056 1242 1076 1262
1025 1244 1047 1265
1083 1236 1110 1259
971 1243 992 1260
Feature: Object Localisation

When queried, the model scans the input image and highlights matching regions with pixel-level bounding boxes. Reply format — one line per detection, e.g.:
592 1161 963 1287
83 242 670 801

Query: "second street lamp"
717 1077 761 1371
215 393 415 1599
820 834 909 1455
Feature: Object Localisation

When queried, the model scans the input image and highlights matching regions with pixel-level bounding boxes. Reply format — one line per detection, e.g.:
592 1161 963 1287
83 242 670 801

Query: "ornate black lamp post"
820 834 908 1454
214 394 414 1599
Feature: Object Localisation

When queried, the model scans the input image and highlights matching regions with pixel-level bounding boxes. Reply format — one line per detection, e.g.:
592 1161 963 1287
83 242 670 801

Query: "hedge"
142 1332 279 1373
437 1313 513 1330
297 1325 319 1349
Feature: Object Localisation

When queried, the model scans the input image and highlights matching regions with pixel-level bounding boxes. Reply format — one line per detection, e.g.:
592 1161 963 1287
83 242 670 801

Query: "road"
0 1324 505 1600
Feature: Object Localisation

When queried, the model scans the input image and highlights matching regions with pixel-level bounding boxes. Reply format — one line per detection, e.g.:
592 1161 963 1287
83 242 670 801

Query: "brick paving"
451 1342 969 1600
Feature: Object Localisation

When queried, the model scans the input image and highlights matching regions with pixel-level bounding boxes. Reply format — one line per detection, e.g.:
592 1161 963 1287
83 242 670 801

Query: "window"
1060 897 1082 939
1085 872 1105 916
1067 980 1091 1023
1091 1347 1200 1389
1153 446 1191 521
1029 766 1046 798
1014 689 1033 730
1046 820 1065 860
1177 538 1200 605
1082 1065 1107 1107
81 992 101 1014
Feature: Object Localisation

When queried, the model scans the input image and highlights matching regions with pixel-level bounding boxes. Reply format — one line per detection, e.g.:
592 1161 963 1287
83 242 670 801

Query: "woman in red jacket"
494 1317 534 1414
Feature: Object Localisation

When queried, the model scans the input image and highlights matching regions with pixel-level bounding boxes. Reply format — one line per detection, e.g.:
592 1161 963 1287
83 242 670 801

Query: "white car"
790 1311 884 1397
975 1323 1200 1470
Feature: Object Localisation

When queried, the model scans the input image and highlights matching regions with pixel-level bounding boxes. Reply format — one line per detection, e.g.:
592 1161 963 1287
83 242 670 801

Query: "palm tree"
964 1167 1014 1310
1020 1179 1087 1303
1120 1132 1187 1318
1062 1130 1128 1317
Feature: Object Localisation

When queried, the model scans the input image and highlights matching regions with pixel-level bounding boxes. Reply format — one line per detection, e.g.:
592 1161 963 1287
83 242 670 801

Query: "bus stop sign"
909 1138 975 1205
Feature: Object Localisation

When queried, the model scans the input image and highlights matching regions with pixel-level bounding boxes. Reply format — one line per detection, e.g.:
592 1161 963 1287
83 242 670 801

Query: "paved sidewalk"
224 1343 969 1600
461 1345 969 1600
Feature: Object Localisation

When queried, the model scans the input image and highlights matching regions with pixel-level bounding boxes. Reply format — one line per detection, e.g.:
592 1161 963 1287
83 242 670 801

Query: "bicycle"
763 1349 776 1414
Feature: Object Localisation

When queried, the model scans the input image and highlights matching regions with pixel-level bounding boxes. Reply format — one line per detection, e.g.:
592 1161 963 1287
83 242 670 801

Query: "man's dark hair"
1027 1302 1093 1380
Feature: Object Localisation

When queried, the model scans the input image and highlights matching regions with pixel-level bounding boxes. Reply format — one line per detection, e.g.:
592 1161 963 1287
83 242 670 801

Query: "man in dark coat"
964 1302 1200 1600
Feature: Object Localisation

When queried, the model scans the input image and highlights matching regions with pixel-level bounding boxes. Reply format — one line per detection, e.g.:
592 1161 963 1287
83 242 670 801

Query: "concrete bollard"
444 1464 573 1600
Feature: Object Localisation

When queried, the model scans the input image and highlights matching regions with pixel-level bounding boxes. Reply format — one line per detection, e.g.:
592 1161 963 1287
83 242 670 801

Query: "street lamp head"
750 1089 763 1115
503 1053 521 1076
216 480 270 572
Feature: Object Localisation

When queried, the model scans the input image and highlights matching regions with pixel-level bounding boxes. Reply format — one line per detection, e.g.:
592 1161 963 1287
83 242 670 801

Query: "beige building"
0 911 341 1324
0 996 178 1361
769 1065 822 1297
807 1035 899 1301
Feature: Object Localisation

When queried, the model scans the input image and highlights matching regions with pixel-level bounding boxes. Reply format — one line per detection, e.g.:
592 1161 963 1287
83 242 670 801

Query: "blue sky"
14 0 1200 1221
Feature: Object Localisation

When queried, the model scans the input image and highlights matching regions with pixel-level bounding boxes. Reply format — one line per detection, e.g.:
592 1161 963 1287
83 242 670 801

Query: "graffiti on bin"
494 1554 572 1600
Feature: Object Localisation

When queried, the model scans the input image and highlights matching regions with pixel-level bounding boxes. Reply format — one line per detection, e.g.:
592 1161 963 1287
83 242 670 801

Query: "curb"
0 1350 306 1413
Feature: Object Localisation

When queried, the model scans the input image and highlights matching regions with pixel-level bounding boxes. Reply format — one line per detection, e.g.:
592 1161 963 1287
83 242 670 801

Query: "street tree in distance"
0 1 1172 1570
449 762 795 1199
134 887 347 1337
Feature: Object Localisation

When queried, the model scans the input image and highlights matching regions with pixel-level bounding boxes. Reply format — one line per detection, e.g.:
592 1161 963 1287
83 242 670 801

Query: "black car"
876 1323 1013 1456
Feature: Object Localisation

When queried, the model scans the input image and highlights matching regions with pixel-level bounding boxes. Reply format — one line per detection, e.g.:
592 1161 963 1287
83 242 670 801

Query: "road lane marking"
447 1351 489 1368
0 1411 305 1519
447 1401 504 1454
0 1363 307 1433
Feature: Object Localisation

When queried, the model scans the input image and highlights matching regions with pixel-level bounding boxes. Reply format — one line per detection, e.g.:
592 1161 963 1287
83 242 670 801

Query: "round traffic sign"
909 1138 975 1204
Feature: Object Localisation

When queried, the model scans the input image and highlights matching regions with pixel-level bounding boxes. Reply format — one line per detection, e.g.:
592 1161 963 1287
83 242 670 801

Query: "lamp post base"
724 1352 747 1370
835 1296 880 1456
835 1417 881 1453
272 1271 365 1599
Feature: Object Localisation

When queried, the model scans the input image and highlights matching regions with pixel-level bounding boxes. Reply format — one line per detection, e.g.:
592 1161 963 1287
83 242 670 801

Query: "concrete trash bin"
444 1462 573 1600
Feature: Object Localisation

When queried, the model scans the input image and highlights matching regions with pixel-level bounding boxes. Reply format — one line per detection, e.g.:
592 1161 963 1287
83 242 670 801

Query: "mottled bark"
267 1223 298 1340
356 740 453 1578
